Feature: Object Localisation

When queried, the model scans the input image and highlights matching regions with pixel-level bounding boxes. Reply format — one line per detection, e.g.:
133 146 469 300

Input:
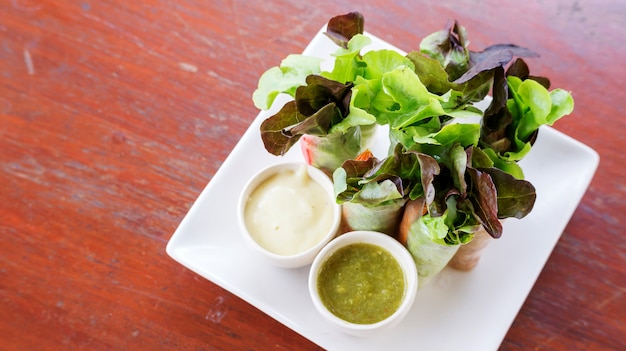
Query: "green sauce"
317 243 405 324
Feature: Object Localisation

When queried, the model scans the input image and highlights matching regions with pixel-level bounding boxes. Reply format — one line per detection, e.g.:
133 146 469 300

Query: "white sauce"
244 166 334 256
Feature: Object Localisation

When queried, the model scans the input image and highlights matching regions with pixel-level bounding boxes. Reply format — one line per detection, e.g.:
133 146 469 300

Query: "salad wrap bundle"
333 148 417 237
253 13 378 174
252 12 574 283
448 57 575 270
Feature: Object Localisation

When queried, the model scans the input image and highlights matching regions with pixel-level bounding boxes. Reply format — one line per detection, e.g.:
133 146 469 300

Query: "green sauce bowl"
308 231 418 335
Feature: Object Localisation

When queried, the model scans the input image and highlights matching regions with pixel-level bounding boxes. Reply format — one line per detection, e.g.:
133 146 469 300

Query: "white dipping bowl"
308 230 418 336
237 162 341 268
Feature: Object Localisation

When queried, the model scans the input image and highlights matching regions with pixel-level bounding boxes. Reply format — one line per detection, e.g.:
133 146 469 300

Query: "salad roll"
449 60 574 270
332 149 408 238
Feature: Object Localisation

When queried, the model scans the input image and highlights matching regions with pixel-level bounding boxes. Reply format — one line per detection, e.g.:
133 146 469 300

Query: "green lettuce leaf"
403 122 481 148
416 214 449 242
362 49 415 80
419 20 470 81
405 51 452 95
321 34 371 83
510 76 575 141
371 66 449 128
477 148 524 179
252 54 323 110
480 61 574 170
333 157 405 207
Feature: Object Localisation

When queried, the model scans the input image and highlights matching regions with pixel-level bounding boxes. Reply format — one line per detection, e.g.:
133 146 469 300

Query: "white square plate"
166 27 599 350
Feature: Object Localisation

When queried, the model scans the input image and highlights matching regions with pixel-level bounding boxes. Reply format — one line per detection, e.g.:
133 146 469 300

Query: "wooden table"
2 1 624 350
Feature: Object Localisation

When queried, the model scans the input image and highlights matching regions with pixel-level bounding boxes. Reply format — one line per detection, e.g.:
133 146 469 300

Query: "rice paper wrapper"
300 125 377 175
341 199 407 237
448 224 494 271
406 225 460 287
400 199 459 287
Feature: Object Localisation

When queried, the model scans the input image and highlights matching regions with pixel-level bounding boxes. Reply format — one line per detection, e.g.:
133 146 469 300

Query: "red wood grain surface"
1 0 624 350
